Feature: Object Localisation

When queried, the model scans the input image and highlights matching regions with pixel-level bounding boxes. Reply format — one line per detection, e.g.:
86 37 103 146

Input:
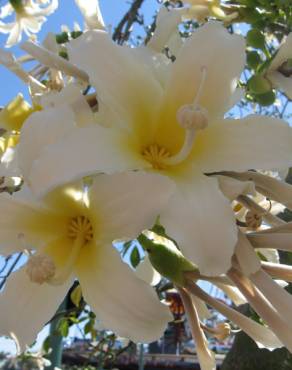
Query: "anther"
245 211 262 230
26 254 56 284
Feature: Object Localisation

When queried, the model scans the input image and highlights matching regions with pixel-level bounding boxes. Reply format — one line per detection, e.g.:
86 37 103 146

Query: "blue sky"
0 0 159 105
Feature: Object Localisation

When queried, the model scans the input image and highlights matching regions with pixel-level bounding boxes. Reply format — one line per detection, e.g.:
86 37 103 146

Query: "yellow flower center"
142 143 171 170
67 215 94 243
27 215 94 286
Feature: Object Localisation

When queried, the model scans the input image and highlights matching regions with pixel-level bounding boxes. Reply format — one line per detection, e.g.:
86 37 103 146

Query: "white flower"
18 22 292 277
0 172 174 348
266 33 292 100
0 0 58 47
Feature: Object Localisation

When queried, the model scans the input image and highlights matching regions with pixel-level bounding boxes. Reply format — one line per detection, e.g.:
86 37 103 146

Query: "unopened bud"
177 104 208 130
245 211 262 230
26 254 56 284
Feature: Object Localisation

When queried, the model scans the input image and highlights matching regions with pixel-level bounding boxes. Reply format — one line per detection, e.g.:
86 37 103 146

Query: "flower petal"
76 242 172 343
160 167 237 276
186 281 283 350
267 71 292 100
159 21 245 127
27 126 150 198
147 7 183 53
75 0 105 30
89 172 175 241
0 190 68 255
18 105 76 181
269 33 292 70
0 265 71 349
68 30 163 139
135 256 161 286
194 115 292 173
216 175 255 201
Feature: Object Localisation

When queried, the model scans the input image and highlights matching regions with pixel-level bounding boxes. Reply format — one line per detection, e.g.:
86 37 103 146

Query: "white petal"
21 41 89 82
89 172 175 241
235 233 261 276
221 171 292 211
6 21 22 48
216 175 255 201
160 21 245 122
160 168 237 276
267 71 292 100
0 191 64 255
195 115 292 173
0 3 13 19
0 265 71 349
75 0 105 30
68 30 163 137
215 282 247 306
135 256 161 286
0 49 29 82
248 232 292 253
18 105 76 181
186 281 283 350
76 243 172 343
191 295 211 320
179 287 216 370
147 7 183 52
258 248 279 264
269 33 292 70
250 269 292 328
27 125 149 198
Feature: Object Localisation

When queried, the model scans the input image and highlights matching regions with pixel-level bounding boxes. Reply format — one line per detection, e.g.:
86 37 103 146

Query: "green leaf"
248 75 271 94
84 319 95 335
130 247 140 268
254 90 276 106
42 336 51 354
70 285 82 307
57 318 69 337
56 32 69 44
246 29 266 50
247 51 262 69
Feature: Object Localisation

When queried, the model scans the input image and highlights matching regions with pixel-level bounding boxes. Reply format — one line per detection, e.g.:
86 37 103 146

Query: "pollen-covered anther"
245 210 262 230
68 215 94 242
177 104 209 131
26 254 56 284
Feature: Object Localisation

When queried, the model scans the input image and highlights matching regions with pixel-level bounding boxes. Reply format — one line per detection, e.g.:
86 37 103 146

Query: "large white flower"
0 171 174 348
0 0 58 47
18 22 292 277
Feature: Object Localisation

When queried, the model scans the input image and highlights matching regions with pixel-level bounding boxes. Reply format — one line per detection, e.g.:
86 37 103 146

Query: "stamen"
26 254 56 284
161 66 209 167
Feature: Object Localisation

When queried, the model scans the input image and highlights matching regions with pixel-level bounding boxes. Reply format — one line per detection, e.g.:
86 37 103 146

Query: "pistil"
161 67 209 167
